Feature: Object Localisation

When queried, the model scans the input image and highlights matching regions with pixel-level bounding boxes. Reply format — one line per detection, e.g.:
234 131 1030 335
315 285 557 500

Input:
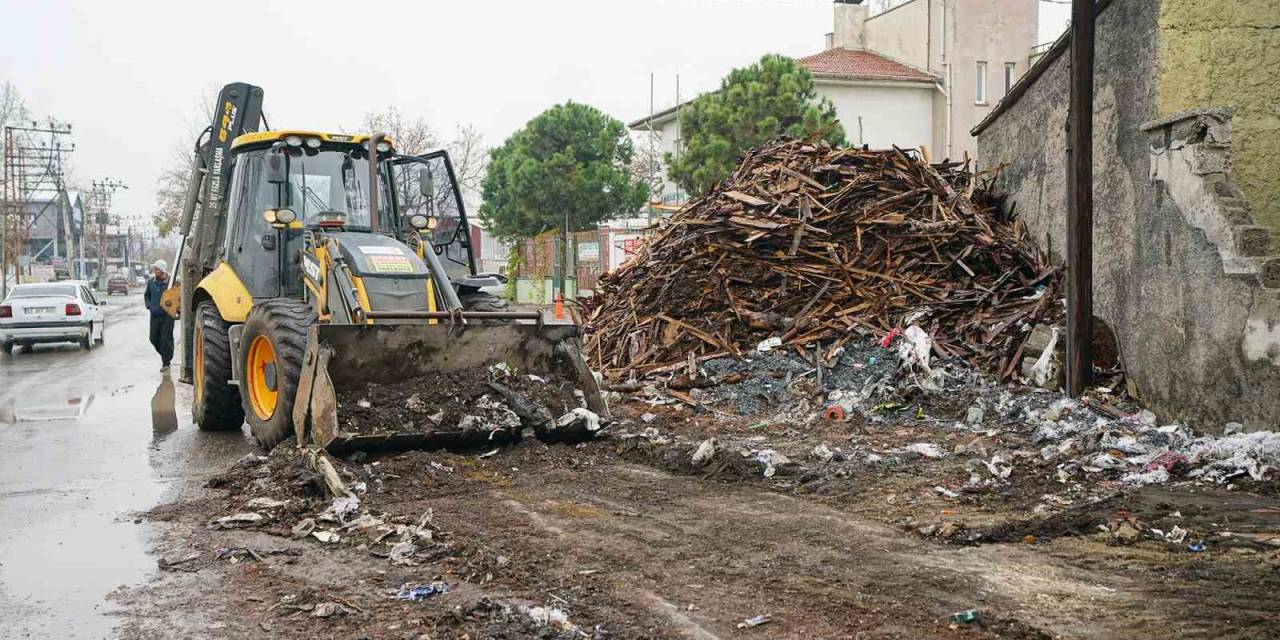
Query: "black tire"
80 325 92 350
95 324 105 345
193 302 245 431
239 300 313 450
1 342 11 355
459 290 510 312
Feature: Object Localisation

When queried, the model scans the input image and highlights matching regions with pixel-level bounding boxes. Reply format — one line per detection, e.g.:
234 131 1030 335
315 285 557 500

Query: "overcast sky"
0 0 1069 223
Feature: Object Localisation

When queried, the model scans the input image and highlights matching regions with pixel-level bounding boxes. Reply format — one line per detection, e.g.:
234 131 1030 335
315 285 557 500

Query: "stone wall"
974 0 1280 431
1157 0 1280 250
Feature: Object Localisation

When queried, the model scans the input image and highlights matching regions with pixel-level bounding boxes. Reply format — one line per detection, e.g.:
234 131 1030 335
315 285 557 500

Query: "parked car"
0 282 106 354
106 276 131 295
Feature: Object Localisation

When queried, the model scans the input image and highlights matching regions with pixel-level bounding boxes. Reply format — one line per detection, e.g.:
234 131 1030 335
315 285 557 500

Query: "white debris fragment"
312 530 340 543
965 406 985 425
245 497 288 509
555 407 602 432
1029 327 1059 387
389 540 417 566
405 393 427 413
356 398 372 409
934 486 960 498
489 362 512 379
215 512 264 527
755 336 782 353
811 443 836 462
754 449 791 477
897 325 933 372
691 438 717 467
905 442 945 459
640 412 657 423
525 606 575 629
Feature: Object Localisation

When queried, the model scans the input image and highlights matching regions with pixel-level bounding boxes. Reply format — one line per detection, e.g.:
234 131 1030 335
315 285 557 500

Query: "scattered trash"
811 443 837 462
640 412 657 423
965 406 984 425
525 605 575 630
737 614 772 629
934 486 960 499
395 582 448 601
1188 541 1206 552
753 449 792 477
950 610 979 624
388 541 417 566
290 518 316 540
311 601 351 618
245 497 288 509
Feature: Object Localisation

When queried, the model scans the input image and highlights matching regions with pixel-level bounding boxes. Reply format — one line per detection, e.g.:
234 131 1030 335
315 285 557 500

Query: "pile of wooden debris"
583 139 1059 381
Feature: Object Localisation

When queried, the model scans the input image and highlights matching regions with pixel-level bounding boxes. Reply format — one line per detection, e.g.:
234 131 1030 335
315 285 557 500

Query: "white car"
0 281 106 354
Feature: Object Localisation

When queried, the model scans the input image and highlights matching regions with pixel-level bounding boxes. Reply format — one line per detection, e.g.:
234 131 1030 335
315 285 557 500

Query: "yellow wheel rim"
194 326 205 401
246 335 279 421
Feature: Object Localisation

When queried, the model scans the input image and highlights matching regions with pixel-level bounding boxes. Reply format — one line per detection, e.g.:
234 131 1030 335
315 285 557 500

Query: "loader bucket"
293 321 609 455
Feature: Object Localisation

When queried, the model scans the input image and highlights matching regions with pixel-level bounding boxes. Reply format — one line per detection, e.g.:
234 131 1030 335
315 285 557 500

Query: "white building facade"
631 0 1039 206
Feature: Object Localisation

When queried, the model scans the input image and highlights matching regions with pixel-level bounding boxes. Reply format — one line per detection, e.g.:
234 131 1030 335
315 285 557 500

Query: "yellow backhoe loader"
168 82 606 452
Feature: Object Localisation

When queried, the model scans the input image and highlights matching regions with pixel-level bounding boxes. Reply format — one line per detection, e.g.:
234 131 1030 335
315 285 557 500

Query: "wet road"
0 299 254 639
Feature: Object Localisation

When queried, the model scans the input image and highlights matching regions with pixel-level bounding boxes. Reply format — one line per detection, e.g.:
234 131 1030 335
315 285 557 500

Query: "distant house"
631 0 1039 206
19 191 87 278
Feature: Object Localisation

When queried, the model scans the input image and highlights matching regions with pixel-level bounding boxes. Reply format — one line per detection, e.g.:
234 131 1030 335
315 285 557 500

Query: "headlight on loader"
408 214 436 230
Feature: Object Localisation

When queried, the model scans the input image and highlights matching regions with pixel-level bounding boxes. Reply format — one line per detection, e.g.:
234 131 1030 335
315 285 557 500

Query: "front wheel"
239 300 313 449
80 325 92 350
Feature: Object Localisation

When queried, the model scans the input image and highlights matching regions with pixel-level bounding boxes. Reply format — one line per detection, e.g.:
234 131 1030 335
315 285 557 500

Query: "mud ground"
117 391 1280 640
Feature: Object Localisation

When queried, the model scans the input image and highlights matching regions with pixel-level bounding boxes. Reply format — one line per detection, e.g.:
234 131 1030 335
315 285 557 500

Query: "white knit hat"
153 260 168 272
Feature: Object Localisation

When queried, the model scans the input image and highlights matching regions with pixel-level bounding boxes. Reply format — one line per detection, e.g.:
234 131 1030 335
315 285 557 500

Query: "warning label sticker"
368 254 415 273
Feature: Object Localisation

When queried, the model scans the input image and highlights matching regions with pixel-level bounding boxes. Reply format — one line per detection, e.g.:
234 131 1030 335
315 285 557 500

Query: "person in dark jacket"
143 260 175 371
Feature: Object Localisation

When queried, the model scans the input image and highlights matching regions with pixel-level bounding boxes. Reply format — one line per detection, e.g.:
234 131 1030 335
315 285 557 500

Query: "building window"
1004 62 1016 95
975 61 988 104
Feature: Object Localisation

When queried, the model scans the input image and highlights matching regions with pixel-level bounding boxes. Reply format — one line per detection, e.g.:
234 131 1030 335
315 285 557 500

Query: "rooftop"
797 47 938 83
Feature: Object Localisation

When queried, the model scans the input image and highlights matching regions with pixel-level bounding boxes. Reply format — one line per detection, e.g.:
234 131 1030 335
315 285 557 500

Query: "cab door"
388 151 476 281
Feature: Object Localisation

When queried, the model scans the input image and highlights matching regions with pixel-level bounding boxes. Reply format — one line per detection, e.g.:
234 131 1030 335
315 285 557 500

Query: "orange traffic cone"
554 292 565 320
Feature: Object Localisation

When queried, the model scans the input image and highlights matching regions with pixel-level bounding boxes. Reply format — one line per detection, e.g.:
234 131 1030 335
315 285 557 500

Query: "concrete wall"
948 0 1038 160
832 1 870 49
1157 0 1280 250
864 0 932 69
819 79 935 150
975 0 1280 431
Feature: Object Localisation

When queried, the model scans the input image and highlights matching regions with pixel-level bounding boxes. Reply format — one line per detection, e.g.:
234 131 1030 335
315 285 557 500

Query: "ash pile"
584 138 1061 384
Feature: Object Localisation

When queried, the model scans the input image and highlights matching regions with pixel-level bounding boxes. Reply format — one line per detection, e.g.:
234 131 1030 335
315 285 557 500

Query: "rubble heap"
584 139 1059 381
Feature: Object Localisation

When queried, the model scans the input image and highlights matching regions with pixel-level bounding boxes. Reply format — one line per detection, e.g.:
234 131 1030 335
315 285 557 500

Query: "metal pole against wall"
1066 0 1095 396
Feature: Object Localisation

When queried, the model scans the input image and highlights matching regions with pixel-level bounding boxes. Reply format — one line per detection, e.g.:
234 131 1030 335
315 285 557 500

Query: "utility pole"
89 178 127 290
2 119 73 296
1065 0 1095 396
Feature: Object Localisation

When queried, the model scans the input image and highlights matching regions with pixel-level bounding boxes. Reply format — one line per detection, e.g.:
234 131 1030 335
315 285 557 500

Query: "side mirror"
266 153 287 184
419 169 434 198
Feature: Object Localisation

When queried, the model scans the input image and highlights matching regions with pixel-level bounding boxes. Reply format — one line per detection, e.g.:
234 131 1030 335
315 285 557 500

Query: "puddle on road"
0 373 252 639
0 395 95 424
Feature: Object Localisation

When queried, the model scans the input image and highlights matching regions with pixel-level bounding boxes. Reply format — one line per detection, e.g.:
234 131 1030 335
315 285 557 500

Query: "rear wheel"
239 300 313 450
80 325 92 350
2 342 11 355
193 302 245 431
